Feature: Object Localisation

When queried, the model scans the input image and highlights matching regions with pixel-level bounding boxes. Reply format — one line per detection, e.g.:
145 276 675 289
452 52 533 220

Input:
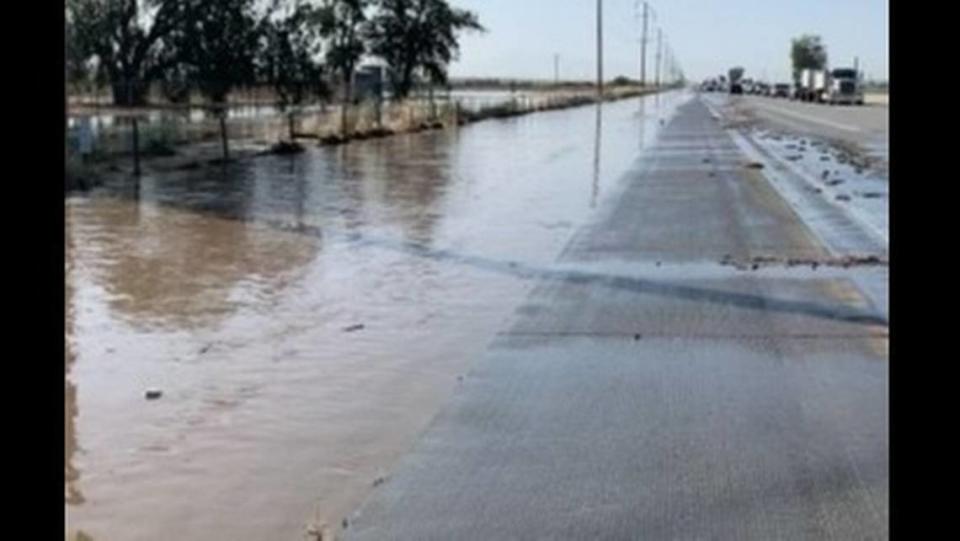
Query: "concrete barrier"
865 93 888 106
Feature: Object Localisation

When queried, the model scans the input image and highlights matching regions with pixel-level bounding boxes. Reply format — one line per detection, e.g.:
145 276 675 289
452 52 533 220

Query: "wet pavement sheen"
344 97 888 540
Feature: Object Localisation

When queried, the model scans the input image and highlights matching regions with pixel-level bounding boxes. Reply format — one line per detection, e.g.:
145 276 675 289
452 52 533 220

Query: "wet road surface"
708 94 889 166
66 92 683 540
344 95 888 539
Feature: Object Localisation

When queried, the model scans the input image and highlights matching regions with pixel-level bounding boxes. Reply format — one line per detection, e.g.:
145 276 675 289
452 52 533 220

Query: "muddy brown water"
66 92 683 541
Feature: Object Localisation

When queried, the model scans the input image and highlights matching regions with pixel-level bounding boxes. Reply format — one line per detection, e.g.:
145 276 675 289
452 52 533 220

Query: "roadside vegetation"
65 1 666 192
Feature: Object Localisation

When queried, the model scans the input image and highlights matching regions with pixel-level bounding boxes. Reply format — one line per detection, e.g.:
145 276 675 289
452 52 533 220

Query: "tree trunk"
112 80 148 107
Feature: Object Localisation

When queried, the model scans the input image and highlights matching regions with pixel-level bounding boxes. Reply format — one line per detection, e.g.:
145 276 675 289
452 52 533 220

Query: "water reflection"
65 92 688 541
592 104 603 208
70 187 321 332
638 97 647 150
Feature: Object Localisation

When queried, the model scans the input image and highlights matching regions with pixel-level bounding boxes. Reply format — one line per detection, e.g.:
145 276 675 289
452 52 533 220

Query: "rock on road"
344 93 888 540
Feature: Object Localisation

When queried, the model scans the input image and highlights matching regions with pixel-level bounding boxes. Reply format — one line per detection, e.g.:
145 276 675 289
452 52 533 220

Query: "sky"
447 0 888 83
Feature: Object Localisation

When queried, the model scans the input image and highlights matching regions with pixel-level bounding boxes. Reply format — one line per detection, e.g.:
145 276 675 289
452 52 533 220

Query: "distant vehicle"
825 68 864 105
791 82 803 100
730 82 743 95
774 83 791 98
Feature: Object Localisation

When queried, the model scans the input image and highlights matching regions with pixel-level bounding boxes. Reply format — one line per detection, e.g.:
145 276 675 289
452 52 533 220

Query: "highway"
715 94 889 166
344 91 888 540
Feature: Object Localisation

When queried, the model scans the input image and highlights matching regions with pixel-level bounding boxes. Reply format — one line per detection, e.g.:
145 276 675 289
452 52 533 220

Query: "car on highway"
730 82 743 95
773 83 791 98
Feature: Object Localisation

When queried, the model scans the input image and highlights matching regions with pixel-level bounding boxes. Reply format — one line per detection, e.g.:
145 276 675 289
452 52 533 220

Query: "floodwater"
66 91 685 540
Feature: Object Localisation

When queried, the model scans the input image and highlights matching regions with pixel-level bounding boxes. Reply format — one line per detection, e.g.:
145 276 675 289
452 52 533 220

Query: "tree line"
66 0 484 109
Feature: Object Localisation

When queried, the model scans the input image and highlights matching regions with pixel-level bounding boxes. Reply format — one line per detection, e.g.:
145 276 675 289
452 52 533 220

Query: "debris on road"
343 324 366 333
145 389 163 400
719 254 887 270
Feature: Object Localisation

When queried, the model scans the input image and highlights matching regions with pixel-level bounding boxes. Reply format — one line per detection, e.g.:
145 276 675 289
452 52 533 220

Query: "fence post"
219 107 230 161
375 80 383 129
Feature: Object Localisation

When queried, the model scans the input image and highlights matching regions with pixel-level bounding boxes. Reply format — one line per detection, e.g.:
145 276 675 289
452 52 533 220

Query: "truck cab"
826 68 864 105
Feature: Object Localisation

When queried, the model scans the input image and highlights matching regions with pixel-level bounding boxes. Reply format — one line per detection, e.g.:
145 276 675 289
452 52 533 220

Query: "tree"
66 0 191 105
315 0 369 134
257 1 330 140
65 17 91 87
175 0 261 160
791 34 828 83
366 0 483 99
727 66 744 84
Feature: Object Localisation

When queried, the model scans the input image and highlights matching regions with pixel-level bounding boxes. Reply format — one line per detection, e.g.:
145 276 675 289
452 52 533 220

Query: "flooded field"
66 91 684 540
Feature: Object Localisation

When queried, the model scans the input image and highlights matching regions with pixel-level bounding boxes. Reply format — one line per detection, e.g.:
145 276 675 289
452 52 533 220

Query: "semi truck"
797 67 864 105
824 68 864 105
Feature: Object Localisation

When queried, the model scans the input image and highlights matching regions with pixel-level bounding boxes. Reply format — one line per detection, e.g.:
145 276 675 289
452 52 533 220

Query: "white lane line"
751 102 863 133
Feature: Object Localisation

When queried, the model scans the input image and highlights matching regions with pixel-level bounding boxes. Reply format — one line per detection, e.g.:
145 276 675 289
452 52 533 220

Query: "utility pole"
640 1 649 86
660 42 670 84
597 0 603 98
655 28 662 87
666 45 672 85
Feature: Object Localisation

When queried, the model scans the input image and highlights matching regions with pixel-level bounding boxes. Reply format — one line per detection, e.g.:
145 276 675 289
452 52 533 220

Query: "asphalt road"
712 94 889 163
344 94 888 540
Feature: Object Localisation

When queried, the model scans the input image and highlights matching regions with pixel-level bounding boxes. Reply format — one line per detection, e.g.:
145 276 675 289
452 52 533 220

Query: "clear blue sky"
448 0 888 83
